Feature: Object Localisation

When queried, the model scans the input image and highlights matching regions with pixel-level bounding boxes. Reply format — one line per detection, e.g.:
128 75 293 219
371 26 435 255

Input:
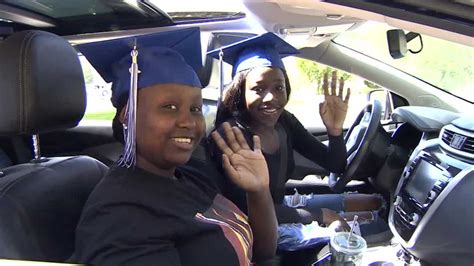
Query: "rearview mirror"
387 29 423 59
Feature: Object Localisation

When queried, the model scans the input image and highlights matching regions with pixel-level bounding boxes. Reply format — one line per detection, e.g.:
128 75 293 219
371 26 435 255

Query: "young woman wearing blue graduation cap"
208 33 387 238
70 28 278 266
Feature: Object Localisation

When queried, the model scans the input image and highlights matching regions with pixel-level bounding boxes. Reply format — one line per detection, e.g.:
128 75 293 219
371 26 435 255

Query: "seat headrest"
0 30 86 136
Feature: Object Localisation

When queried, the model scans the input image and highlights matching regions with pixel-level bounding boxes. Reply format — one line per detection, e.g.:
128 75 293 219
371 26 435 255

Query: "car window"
283 57 388 129
79 56 115 121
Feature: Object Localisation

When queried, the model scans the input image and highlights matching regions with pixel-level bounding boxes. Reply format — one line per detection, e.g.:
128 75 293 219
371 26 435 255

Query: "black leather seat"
0 31 108 262
0 148 12 168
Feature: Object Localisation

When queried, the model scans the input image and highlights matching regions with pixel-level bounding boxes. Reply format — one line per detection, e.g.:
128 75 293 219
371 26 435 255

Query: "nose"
262 91 274 102
177 110 196 129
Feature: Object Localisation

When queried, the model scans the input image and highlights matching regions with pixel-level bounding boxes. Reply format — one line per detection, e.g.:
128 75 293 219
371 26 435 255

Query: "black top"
70 165 253 266
209 110 346 222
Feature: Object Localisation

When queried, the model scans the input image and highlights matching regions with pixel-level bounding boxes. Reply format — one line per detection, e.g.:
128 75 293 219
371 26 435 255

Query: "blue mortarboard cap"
76 27 202 107
208 32 298 77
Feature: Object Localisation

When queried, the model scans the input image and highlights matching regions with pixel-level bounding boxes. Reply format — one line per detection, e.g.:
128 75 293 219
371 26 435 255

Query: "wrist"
327 127 343 136
247 187 272 202
243 175 269 194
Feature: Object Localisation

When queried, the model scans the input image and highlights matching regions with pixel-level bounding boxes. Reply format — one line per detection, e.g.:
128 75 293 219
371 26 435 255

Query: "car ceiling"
244 0 473 48
1 0 472 47
0 0 245 37
323 0 474 36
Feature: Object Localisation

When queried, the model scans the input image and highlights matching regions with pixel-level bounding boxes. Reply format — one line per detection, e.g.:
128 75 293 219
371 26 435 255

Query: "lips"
258 104 282 115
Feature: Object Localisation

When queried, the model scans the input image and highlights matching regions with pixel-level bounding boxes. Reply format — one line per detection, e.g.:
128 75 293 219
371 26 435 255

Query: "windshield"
335 21 473 103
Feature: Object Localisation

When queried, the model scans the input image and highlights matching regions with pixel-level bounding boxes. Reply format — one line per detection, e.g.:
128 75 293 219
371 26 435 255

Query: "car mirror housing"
387 29 423 59
387 29 408 59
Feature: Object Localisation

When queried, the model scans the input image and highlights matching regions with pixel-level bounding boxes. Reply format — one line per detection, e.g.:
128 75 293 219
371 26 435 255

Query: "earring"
123 124 128 130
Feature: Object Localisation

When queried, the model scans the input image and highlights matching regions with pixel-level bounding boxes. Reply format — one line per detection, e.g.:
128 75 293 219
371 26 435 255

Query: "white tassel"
118 45 140 168
217 49 224 107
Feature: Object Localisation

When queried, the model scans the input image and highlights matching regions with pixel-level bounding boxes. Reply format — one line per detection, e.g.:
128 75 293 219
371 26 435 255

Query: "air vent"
441 129 474 153
440 125 474 160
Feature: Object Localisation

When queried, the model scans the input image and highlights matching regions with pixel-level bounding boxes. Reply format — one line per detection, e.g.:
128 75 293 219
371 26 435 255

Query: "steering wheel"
329 100 383 192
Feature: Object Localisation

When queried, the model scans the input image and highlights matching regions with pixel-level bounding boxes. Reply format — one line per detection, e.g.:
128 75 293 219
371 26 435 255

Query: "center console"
389 121 474 265
392 151 451 242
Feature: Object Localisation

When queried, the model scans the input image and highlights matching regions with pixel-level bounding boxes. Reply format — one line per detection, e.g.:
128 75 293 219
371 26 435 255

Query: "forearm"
247 188 278 262
287 111 346 173
326 134 347 173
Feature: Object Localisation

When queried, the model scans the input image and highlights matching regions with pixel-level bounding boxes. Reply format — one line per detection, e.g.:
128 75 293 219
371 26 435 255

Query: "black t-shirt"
208 110 346 222
70 164 253 266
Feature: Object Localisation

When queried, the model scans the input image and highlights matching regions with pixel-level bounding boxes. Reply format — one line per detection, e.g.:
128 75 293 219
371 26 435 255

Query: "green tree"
364 80 380 89
297 59 351 94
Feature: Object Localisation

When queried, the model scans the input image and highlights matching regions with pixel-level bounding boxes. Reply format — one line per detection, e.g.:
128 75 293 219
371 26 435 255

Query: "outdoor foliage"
297 59 351 94
364 80 381 89
83 64 94 84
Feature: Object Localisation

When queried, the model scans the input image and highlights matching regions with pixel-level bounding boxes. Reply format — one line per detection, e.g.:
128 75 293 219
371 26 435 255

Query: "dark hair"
214 68 292 128
112 94 128 144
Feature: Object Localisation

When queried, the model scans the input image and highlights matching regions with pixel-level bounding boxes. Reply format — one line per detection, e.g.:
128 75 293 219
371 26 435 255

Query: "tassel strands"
118 44 140 168
218 49 224 107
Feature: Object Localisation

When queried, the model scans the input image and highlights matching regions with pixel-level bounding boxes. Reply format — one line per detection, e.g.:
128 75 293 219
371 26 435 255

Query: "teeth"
261 105 278 110
173 138 192 144
262 108 277 113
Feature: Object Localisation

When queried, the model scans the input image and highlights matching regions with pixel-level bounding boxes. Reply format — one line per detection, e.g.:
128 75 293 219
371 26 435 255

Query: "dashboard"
389 107 474 265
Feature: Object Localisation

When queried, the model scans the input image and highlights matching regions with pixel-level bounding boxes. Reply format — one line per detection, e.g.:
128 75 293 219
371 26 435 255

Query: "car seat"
0 148 12 169
0 30 108 262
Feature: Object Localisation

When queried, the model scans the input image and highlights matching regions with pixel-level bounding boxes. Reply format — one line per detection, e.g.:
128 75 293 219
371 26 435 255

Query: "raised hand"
211 122 269 193
319 71 350 136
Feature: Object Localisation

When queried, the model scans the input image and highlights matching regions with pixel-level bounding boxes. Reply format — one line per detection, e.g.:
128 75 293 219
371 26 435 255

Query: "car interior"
0 0 473 265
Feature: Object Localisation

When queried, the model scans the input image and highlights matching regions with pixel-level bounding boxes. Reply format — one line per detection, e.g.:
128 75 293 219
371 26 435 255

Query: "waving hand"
319 71 350 136
211 122 269 193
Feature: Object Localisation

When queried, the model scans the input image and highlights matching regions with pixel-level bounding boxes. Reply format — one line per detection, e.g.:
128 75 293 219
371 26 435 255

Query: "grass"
83 111 115 121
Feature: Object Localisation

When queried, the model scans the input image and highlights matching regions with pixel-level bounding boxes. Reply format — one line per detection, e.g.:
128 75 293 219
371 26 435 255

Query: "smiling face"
132 83 205 176
244 67 288 128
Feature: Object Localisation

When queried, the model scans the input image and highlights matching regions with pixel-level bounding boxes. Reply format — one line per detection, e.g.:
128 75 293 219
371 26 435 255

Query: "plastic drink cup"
329 232 367 265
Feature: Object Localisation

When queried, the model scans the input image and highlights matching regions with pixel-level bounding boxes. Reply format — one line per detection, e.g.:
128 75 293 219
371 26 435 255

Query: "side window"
79 55 115 121
283 57 387 129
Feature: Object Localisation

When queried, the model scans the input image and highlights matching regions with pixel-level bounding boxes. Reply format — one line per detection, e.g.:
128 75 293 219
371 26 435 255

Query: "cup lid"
330 232 367 255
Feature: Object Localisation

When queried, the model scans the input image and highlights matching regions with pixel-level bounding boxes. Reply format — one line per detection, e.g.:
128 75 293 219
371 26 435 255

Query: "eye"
252 86 264 93
191 106 202 113
163 104 178 110
276 85 285 91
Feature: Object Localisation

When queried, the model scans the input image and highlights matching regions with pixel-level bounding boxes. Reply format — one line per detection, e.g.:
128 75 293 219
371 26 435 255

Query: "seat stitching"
19 31 36 133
